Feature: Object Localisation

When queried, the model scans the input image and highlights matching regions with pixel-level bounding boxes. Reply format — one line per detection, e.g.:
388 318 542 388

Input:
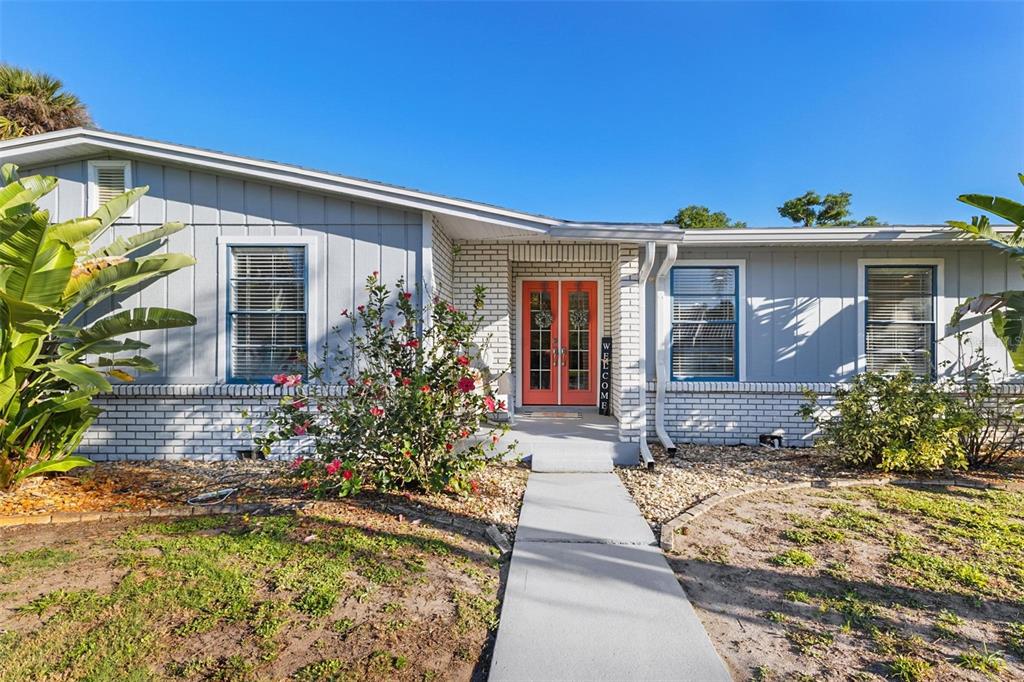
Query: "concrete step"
531 451 613 473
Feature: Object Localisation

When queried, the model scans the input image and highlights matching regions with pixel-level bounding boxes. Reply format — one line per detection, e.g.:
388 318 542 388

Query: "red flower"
291 399 307 410
363 377 372 386
273 373 302 388
445 443 454 452
492 434 500 445
346 377 357 387
341 308 348 316
326 458 342 476
392 369 402 378
342 469 354 481
484 395 496 412
420 384 431 394
405 339 420 349
402 450 412 458
301 480 311 492
497 400 507 411
402 377 412 386
293 420 310 436
460 429 470 438
456 355 470 366
370 406 385 418
290 456 304 470
402 291 413 301
470 480 480 494
458 377 476 393
357 305 365 313
372 270 379 278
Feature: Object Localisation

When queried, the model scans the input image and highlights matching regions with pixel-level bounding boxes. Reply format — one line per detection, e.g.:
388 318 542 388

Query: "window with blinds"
864 266 936 377
671 266 739 380
228 245 308 382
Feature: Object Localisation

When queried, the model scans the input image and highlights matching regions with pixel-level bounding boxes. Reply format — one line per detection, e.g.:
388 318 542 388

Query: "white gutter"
636 242 657 469
653 243 678 453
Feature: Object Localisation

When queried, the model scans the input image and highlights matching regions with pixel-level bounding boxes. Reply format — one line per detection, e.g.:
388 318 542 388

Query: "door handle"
559 347 567 366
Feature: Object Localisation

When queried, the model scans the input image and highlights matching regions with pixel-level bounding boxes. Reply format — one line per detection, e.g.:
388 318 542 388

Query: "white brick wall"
646 384 834 447
452 242 513 385
431 215 454 303
615 245 643 442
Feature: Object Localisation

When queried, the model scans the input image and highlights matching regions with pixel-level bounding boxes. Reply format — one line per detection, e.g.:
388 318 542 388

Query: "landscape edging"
0 501 307 529
658 475 1004 554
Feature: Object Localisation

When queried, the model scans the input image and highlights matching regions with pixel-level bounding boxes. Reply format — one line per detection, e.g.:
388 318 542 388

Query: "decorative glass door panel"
560 281 598 405
521 281 559 404
521 280 598 406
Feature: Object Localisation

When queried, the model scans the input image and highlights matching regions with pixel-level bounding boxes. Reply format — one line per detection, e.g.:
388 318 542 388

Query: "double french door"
521 280 598 406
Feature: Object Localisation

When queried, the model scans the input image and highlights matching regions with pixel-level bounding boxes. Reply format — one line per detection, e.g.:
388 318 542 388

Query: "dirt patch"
670 484 1024 681
0 499 508 681
0 459 528 536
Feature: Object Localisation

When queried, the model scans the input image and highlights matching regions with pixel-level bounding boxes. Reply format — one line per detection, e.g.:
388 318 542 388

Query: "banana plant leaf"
0 210 75 306
13 456 93 484
75 307 196 347
93 355 159 373
88 187 148 235
46 362 111 392
64 253 195 307
91 221 186 258
48 217 103 249
0 175 56 219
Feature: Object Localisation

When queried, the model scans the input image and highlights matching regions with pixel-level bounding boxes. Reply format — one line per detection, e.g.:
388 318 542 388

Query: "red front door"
521 280 598 406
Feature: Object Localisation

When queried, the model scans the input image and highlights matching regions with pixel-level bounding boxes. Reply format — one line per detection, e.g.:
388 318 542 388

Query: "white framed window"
858 258 944 378
87 160 133 217
218 237 318 383
669 260 746 381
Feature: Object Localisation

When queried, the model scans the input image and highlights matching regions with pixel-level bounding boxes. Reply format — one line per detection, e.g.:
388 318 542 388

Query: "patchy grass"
0 507 502 681
672 483 1024 679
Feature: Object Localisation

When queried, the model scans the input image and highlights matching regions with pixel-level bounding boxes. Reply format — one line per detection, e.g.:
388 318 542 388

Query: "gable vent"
95 166 126 204
87 160 133 217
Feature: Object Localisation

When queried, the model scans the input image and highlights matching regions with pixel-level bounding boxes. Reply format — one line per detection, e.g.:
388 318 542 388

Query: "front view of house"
0 129 1014 465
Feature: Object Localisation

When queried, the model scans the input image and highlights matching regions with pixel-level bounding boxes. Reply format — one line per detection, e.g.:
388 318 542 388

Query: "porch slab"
515 473 654 544
509 409 639 467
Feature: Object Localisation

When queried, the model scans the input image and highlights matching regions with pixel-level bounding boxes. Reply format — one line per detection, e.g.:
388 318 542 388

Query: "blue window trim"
864 264 937 379
670 265 740 382
226 244 309 385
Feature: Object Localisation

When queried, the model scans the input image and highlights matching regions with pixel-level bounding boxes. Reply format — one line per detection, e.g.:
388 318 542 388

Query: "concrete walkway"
489 473 731 681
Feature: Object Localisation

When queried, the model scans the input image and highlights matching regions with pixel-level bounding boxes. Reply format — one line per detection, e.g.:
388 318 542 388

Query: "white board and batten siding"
26 158 424 383
645 245 1021 383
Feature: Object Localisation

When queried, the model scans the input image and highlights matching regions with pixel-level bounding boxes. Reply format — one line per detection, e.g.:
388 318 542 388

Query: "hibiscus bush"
253 273 512 497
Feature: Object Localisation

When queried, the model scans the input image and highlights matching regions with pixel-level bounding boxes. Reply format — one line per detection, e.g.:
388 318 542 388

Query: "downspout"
637 241 656 469
654 243 678 453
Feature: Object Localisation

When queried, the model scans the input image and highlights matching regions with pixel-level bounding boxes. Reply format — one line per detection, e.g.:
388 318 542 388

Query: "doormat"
519 410 582 419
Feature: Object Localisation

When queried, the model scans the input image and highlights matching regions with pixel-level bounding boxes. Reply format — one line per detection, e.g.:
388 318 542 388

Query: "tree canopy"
0 64 91 140
665 204 747 229
777 190 881 227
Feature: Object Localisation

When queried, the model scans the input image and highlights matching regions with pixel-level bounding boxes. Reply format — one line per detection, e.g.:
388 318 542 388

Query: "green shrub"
887 656 933 682
770 549 815 567
799 370 977 472
253 274 511 496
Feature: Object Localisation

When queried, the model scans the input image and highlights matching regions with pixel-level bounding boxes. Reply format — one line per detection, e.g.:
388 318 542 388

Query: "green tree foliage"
665 204 746 229
0 65 90 140
777 190 881 227
254 275 512 496
948 173 1024 369
0 166 196 487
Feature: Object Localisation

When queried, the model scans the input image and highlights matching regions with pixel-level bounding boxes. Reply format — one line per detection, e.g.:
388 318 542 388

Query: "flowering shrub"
253 273 511 497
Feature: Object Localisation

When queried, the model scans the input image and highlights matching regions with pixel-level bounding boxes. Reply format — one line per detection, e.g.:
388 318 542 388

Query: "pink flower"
342 469 353 481
326 458 342 476
392 369 402 378
370 406 385 418
402 450 412 458
274 373 303 388
402 291 413 301
447 303 457 313
293 420 310 436
341 308 348 316
372 270 379 278
405 339 420 349
470 480 480 494
402 377 412 386
346 377 357 387
357 305 365 313
419 384 431 394
363 377 372 386
290 456 304 470
484 395 496 412
458 377 476 393
456 355 470 367
497 400 507 411
292 399 307 410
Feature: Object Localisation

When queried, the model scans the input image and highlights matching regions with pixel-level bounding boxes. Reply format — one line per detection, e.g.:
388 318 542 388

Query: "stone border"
658 475 1005 553
0 502 306 529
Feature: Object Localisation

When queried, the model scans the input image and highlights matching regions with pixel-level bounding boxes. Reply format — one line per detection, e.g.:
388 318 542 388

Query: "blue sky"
1 1 1022 225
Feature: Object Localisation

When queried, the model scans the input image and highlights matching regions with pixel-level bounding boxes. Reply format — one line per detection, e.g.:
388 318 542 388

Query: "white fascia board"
0 129 556 233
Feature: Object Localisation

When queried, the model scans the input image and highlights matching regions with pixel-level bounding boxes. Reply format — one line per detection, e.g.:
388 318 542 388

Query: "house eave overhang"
0 128 556 234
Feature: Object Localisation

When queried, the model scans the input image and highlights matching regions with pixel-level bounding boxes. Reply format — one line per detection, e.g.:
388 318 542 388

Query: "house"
0 128 1015 466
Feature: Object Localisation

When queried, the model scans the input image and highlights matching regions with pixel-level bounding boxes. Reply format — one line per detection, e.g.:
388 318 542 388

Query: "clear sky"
1 1 1022 225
